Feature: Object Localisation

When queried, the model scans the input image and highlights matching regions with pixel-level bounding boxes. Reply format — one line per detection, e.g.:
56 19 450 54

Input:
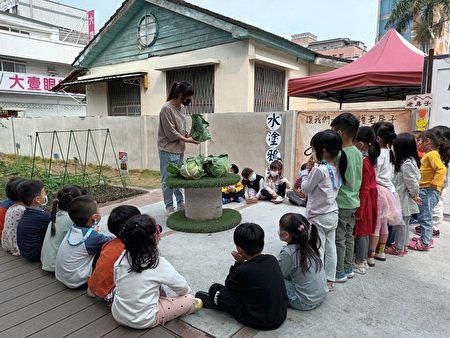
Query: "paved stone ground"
97 192 450 338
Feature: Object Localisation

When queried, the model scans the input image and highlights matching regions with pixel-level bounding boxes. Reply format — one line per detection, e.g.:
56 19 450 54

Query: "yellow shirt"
221 181 244 194
419 150 447 192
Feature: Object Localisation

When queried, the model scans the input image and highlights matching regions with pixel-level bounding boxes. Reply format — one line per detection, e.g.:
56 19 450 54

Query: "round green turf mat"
167 208 242 233
166 173 240 189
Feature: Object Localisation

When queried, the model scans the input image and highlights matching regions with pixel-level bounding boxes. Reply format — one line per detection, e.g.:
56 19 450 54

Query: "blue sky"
61 0 379 47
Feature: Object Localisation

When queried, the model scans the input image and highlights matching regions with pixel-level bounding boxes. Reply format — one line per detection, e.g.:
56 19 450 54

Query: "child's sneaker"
335 273 348 283
272 196 284 204
363 259 369 270
433 228 440 237
408 238 430 251
367 257 376 267
411 236 435 248
353 262 367 275
235 197 241 203
385 246 406 256
222 198 231 205
194 298 203 312
246 197 258 204
374 252 386 261
195 291 214 309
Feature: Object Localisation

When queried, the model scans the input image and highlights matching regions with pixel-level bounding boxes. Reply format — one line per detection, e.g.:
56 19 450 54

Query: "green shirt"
337 146 362 209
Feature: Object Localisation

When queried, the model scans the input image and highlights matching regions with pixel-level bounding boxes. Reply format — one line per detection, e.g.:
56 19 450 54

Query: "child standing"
385 133 420 255
0 177 25 241
409 130 448 251
112 214 200 329
330 113 362 282
87 205 141 302
56 195 113 288
261 160 290 204
222 164 245 204
241 168 265 203
370 123 402 265
353 127 379 274
195 223 287 330
16 180 51 262
278 213 328 309
301 130 347 291
41 185 85 271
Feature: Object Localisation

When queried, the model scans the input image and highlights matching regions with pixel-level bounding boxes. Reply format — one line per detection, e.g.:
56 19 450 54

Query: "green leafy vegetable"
189 114 211 142
167 163 181 176
180 157 205 179
204 154 231 178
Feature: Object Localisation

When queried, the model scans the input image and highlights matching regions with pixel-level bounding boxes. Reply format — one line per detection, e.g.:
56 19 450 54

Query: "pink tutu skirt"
377 184 402 226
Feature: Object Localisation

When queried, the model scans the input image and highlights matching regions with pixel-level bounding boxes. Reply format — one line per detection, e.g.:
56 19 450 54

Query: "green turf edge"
166 173 240 189
166 208 242 233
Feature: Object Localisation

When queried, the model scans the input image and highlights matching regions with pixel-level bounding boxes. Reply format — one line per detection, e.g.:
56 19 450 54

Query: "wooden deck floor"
0 249 205 338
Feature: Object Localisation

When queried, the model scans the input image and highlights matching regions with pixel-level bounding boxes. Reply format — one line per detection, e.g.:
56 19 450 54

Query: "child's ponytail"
279 213 322 274
51 185 84 237
377 123 397 163
356 126 380 165
338 150 348 185
50 199 59 236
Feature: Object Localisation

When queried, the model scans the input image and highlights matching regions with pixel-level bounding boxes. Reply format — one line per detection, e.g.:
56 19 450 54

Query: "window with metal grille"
254 64 286 112
108 79 141 116
166 65 214 114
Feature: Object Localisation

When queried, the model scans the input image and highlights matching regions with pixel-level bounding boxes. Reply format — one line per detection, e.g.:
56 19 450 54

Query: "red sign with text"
88 10 95 41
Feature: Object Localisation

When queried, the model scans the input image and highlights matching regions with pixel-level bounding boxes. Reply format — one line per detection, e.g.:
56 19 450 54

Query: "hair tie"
298 224 305 232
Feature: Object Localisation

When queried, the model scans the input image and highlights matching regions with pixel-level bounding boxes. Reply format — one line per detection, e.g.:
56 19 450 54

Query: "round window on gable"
138 14 157 48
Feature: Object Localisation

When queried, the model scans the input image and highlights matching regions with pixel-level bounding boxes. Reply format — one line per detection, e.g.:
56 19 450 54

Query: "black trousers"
260 183 287 200
207 283 283 331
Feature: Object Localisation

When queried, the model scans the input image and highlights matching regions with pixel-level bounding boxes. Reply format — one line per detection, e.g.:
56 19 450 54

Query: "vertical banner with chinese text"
88 10 95 41
265 113 283 175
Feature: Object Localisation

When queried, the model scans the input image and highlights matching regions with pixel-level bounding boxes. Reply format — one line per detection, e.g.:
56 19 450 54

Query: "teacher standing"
157 81 199 215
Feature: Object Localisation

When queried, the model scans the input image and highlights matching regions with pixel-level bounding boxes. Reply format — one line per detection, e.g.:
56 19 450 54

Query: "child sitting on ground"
112 214 201 329
261 160 290 204
222 164 245 204
16 180 51 262
56 195 113 288
286 163 309 207
0 177 25 240
195 223 287 330
241 167 264 204
278 213 328 310
41 185 85 272
87 205 141 302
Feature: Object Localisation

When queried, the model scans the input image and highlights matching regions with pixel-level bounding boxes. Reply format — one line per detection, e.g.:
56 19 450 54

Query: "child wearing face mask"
241 167 265 204
16 180 51 262
261 160 291 204
56 195 113 288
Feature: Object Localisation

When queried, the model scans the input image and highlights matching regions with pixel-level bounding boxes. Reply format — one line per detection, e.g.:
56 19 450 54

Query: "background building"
376 0 450 54
291 32 367 60
56 0 347 116
0 0 88 117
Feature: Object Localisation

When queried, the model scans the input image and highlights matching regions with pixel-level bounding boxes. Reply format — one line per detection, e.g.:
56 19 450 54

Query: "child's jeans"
151 295 196 327
418 188 440 246
310 213 338 282
394 216 410 250
285 280 321 311
354 235 369 264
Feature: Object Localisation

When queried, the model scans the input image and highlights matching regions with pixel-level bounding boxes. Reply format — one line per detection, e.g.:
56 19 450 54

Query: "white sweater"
376 148 395 192
111 253 191 329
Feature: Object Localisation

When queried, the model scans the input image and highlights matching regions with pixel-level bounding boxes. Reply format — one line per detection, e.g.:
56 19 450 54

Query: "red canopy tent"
288 29 425 106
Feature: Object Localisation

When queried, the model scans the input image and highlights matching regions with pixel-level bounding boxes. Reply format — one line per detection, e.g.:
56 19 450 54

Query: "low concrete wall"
0 111 297 182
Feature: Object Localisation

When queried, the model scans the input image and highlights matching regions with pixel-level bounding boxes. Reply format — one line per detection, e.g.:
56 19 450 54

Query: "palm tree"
385 0 450 51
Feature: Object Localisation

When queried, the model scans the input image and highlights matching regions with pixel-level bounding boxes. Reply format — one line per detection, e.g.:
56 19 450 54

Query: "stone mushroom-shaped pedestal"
166 173 242 233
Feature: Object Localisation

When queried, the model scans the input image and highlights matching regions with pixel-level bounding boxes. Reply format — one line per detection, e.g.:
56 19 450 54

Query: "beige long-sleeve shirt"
157 102 187 154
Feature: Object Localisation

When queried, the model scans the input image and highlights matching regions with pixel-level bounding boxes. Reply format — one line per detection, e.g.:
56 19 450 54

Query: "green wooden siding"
85 0 235 68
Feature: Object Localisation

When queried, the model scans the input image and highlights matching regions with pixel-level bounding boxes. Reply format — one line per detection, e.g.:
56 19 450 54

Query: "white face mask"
270 170 279 177
249 173 257 181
